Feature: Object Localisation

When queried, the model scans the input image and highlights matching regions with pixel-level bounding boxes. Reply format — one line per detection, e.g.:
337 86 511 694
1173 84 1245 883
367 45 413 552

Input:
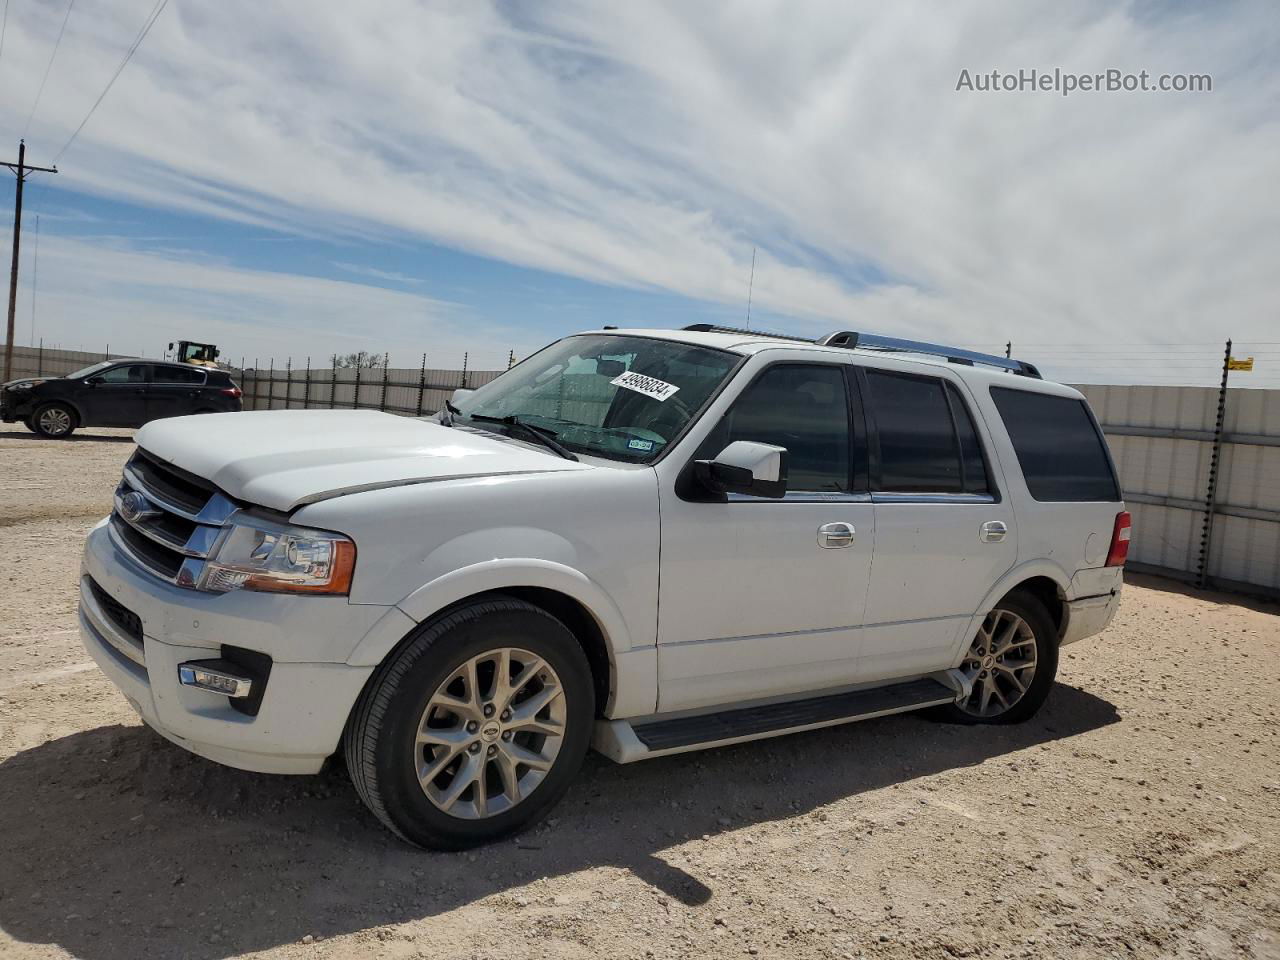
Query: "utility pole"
3 141 58 381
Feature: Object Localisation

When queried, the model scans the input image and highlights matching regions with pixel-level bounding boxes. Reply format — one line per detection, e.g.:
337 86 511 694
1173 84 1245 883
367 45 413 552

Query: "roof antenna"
745 246 756 330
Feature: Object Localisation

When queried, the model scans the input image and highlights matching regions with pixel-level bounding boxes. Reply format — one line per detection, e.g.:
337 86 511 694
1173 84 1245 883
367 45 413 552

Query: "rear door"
145 364 208 420
856 367 1017 682
82 362 150 426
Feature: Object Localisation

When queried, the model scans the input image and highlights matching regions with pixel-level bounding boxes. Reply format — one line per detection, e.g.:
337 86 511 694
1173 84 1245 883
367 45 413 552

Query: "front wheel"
32 403 77 438
935 591 1059 725
344 597 595 849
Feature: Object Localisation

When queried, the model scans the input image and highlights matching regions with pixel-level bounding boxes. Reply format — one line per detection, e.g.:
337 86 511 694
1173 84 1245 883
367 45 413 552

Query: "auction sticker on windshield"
611 371 680 402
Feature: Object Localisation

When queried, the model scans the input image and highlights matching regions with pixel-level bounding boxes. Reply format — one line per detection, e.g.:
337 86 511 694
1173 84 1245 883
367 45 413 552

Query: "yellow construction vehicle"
169 341 221 368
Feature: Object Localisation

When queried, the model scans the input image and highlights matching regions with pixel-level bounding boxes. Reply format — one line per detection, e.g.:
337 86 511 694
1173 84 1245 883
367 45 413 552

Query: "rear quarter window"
989 387 1120 502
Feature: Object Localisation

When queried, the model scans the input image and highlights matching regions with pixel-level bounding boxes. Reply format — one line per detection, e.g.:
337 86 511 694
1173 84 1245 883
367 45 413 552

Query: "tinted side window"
151 366 206 384
865 370 963 492
700 364 851 492
989 387 1120 502
947 383 990 494
98 364 147 384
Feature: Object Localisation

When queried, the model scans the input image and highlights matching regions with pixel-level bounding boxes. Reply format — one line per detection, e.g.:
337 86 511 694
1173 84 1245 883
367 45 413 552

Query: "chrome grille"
109 449 238 587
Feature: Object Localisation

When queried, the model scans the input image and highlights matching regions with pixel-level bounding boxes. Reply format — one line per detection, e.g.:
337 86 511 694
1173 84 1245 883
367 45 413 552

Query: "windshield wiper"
467 414 579 461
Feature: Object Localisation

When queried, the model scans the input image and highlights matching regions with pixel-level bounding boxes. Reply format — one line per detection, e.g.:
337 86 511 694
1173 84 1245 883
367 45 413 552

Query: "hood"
135 409 593 512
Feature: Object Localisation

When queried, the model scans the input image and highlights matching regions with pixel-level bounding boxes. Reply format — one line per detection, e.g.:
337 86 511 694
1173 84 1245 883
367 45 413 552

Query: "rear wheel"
32 403 76 439
936 591 1058 724
344 597 594 849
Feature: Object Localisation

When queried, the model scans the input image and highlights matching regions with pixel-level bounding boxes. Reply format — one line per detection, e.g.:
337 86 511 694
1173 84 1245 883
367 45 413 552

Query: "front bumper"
79 519 396 774
0 392 34 422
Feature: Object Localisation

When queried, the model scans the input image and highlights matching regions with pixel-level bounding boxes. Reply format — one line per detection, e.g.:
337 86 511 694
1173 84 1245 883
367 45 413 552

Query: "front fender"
345 557 636 667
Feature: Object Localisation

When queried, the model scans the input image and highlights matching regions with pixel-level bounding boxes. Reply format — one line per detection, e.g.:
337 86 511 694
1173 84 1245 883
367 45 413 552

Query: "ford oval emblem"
119 491 161 523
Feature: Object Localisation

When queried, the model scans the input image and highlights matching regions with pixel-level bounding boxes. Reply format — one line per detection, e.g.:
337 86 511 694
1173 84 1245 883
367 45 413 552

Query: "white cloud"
2 1 1277 382
332 262 427 286
22 235 530 370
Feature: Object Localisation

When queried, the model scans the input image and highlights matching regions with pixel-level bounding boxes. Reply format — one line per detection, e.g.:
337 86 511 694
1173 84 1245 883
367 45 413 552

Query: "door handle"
817 522 855 549
980 520 1008 543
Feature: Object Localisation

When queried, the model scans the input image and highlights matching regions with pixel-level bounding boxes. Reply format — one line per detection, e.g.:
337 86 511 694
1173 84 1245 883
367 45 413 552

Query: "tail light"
1105 511 1131 567
221 386 242 398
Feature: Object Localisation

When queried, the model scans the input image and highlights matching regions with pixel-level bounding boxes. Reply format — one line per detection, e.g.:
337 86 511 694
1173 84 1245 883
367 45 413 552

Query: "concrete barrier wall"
1077 384 1280 596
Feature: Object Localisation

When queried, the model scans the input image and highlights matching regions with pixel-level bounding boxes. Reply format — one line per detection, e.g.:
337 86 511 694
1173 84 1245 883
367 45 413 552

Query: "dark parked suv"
1 359 243 438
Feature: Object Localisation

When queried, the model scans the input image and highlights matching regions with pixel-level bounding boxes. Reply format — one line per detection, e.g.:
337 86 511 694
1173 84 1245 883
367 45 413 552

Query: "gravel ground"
1 425 1278 960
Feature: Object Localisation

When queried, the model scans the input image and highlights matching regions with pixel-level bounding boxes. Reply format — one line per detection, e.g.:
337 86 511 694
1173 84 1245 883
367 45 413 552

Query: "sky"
0 1 1277 382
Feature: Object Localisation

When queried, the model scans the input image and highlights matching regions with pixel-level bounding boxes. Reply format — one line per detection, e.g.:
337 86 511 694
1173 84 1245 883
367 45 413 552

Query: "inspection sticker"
610 371 680 402
628 438 654 452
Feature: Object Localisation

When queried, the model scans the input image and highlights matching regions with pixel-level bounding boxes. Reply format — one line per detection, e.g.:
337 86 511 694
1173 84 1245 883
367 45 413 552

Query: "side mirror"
85 376 102 386
451 388 474 405
695 441 788 499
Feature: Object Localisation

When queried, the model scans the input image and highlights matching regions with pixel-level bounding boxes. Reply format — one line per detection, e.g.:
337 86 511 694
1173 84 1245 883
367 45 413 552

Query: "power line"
0 0 10 73
51 0 169 165
23 0 77 140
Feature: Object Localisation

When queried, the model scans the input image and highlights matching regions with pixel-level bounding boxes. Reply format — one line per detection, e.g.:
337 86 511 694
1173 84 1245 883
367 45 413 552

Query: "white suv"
79 325 1129 848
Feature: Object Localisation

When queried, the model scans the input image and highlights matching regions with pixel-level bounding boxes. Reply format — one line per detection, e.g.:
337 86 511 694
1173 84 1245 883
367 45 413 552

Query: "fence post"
416 353 427 416
252 358 259 411
303 357 311 409
508 349 515 369
1196 339 1232 589
37 338 43 376
268 359 275 410
1005 341 1012 359
285 358 292 410
105 344 110 360
353 362 362 410
462 352 469 389
379 353 389 411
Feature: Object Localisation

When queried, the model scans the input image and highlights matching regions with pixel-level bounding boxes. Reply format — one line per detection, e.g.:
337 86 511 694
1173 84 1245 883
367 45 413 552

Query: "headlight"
9 379 43 390
201 515 356 595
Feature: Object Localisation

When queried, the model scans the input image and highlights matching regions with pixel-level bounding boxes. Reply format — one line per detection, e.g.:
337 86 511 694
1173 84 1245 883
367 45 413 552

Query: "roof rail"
819 331 1042 379
681 323 813 344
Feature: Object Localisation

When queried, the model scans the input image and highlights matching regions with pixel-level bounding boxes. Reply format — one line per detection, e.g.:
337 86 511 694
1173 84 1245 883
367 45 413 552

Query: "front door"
856 368 1017 681
82 362 150 426
656 361 874 713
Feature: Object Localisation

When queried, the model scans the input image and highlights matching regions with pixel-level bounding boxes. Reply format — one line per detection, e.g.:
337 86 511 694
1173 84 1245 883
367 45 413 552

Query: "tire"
344 596 595 850
32 403 77 439
934 590 1059 725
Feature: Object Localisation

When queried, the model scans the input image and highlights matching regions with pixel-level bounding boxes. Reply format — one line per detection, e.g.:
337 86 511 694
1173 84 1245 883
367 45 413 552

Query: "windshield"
452 335 739 462
65 361 115 380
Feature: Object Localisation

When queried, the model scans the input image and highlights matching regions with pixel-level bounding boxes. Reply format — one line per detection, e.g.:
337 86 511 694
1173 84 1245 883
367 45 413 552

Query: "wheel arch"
948 560 1073 666
347 560 637 717
1005 575 1067 637
34 397 83 426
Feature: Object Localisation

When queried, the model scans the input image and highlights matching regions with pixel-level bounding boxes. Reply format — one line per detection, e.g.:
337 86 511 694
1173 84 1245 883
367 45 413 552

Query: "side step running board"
594 675 960 763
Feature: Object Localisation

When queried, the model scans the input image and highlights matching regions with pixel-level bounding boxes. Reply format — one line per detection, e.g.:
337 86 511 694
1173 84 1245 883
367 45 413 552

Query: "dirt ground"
1 425 1278 960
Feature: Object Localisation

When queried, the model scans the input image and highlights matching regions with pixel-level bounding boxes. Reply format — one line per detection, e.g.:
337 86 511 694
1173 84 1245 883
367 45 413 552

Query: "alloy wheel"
415 647 566 819
37 407 72 436
957 608 1038 718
